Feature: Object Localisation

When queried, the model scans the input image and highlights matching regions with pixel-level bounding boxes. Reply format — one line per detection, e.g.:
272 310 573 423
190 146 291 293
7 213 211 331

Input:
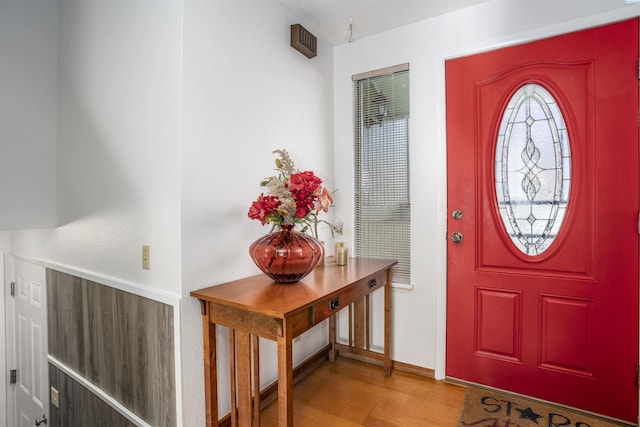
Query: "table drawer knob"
368 278 377 289
329 297 341 310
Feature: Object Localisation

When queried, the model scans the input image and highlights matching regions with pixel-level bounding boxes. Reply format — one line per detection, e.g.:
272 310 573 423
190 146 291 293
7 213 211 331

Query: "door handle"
451 232 464 244
35 414 47 426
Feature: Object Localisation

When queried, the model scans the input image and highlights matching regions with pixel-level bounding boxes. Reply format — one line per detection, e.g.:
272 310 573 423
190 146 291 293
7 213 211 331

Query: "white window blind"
353 64 410 284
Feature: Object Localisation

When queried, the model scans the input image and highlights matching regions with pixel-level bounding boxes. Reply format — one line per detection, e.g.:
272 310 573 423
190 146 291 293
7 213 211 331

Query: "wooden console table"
191 257 396 427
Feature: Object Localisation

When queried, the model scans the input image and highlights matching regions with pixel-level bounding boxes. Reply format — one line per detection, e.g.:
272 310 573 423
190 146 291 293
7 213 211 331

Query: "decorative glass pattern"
495 84 571 256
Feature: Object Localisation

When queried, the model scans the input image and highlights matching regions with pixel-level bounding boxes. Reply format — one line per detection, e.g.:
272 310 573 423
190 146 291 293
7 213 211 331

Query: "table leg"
201 304 218 427
353 298 365 349
365 294 371 351
277 320 294 427
328 315 336 362
252 335 260 427
230 330 237 427
384 268 393 377
236 330 253 427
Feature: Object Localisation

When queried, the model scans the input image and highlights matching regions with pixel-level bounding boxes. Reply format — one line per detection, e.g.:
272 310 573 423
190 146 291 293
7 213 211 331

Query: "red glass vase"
249 226 324 283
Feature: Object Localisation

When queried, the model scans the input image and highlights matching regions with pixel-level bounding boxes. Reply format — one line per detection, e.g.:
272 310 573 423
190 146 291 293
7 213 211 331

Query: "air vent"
290 24 317 59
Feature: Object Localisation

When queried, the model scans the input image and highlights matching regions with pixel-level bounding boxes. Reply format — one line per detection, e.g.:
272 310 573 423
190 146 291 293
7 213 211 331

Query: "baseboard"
392 359 436 379
334 343 436 379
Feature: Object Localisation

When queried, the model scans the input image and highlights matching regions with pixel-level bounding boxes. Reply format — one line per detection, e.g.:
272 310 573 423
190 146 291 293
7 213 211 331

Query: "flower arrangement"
248 149 343 239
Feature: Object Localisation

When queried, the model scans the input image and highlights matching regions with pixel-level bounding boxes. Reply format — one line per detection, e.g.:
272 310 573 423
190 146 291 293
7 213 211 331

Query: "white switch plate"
51 386 59 408
142 245 150 270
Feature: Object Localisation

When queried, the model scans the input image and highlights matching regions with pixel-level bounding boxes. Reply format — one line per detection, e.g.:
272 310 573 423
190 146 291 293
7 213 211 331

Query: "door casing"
1 254 6 427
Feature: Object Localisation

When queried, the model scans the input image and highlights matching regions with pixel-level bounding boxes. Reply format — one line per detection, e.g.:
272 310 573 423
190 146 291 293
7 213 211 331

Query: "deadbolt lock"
452 209 463 220
451 232 464 244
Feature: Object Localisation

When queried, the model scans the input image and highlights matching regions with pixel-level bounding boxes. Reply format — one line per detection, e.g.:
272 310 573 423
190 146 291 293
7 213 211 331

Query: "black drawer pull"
368 278 377 289
329 297 341 310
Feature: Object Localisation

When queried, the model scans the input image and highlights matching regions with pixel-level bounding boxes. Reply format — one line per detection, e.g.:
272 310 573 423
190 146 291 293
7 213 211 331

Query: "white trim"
352 62 410 81
171 301 183 427
175 0 185 422
9 253 45 267
391 282 414 292
434 46 449 381
4 255 16 427
439 8 640 62
43 260 181 306
48 356 152 427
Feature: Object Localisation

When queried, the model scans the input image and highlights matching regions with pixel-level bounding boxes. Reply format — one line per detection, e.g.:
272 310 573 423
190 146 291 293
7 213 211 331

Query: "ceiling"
278 0 490 45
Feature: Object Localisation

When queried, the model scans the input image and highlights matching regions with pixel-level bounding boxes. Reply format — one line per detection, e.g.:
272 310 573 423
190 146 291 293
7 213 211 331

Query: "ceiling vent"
290 24 317 59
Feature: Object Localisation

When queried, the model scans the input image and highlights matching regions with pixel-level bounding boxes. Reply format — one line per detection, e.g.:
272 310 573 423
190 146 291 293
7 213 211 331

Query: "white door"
7 257 48 427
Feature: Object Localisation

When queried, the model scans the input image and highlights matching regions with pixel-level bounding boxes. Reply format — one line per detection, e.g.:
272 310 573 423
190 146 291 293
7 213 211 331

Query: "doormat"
456 387 632 427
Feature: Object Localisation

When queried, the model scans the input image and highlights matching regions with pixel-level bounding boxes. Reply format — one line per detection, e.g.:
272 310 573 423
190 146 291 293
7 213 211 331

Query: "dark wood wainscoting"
49 364 137 427
47 269 176 426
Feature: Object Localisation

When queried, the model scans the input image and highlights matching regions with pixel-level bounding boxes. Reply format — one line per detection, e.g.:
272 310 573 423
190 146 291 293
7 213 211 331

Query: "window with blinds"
353 64 410 284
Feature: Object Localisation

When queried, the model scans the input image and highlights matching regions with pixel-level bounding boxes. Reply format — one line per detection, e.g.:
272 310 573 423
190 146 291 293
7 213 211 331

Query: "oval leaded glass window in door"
495 83 571 256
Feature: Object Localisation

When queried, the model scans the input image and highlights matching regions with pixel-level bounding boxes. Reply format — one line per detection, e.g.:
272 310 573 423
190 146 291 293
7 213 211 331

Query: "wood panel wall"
49 364 136 427
46 269 176 426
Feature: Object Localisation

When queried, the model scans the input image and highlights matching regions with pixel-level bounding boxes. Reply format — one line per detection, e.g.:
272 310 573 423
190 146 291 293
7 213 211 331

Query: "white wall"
179 1 334 425
10 0 183 295
333 0 640 379
0 0 57 228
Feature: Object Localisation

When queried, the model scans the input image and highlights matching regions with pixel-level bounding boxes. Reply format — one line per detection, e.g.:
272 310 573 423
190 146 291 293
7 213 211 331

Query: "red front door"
446 19 639 422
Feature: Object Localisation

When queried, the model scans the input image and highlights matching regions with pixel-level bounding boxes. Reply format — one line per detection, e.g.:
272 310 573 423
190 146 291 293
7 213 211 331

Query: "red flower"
296 206 311 218
248 193 280 225
289 171 322 195
289 171 322 216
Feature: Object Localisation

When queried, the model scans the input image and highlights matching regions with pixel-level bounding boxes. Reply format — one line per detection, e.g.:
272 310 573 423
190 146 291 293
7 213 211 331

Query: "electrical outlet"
142 245 150 270
50 386 59 408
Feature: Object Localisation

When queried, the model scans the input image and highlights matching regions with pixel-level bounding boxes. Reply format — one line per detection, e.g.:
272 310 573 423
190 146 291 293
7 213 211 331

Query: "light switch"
51 386 59 408
142 245 150 270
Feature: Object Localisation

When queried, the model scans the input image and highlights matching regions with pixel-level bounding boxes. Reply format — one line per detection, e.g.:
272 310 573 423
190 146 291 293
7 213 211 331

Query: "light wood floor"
259 357 466 426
